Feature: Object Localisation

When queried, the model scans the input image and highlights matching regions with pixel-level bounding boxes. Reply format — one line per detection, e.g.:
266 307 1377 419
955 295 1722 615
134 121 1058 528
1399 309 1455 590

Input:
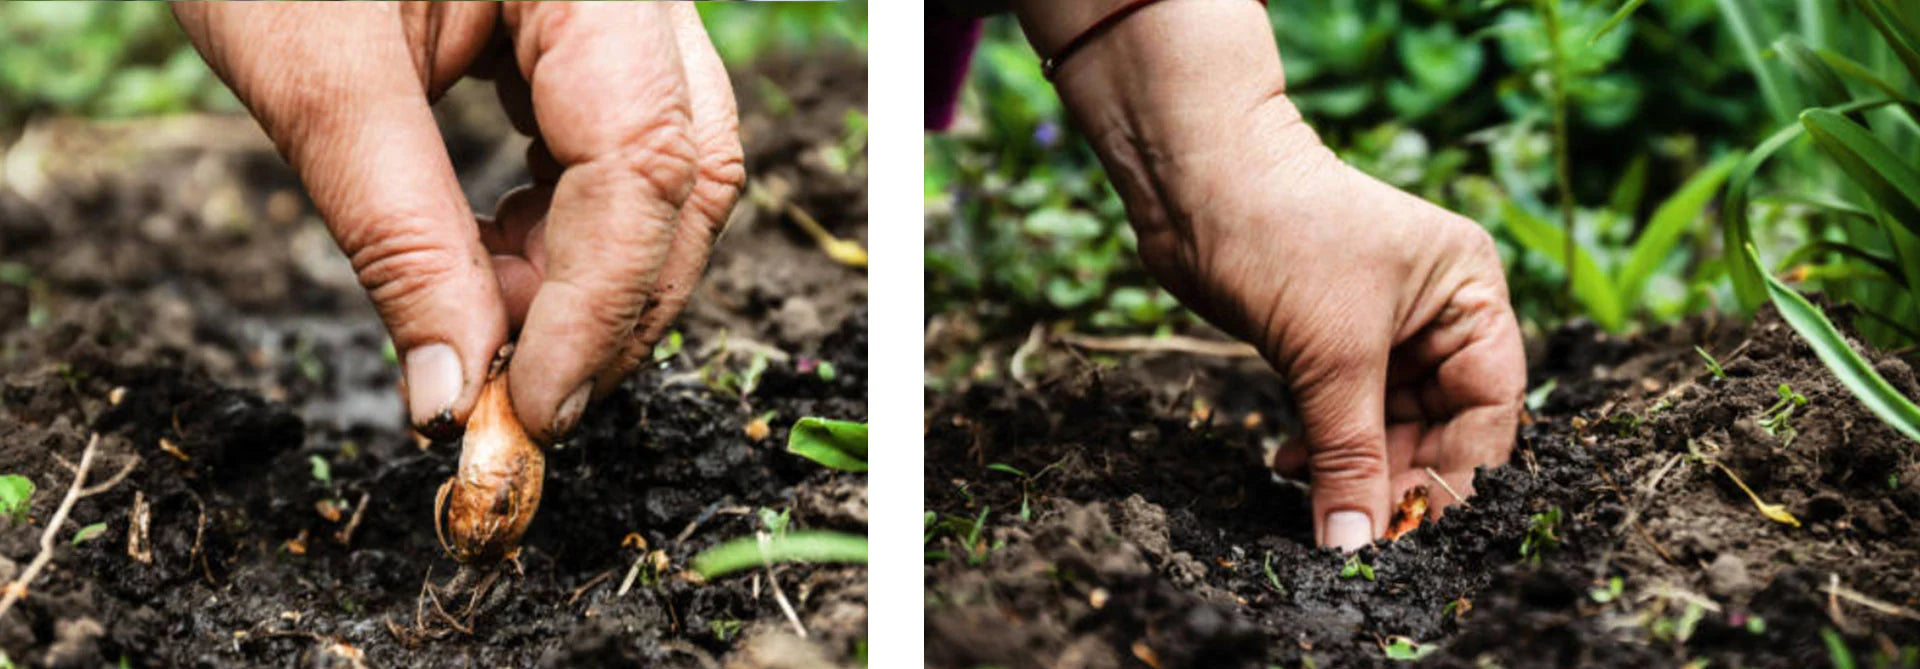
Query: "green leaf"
1500 202 1625 331
71 521 106 545
1801 109 1920 234
1811 47 1920 124
1774 37 1849 107
1848 0 1920 88
1591 0 1649 45
1617 155 1739 305
691 530 868 579
308 454 331 487
985 463 1028 478
1749 244 1920 444
1721 98 1895 311
0 474 33 520
786 417 868 472
1777 241 1910 289
652 330 684 362
1716 0 1798 123
1384 636 1437 661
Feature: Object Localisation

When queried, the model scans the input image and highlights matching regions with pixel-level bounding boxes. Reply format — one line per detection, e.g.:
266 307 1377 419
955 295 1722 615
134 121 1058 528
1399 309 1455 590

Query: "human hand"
1018 0 1527 551
174 2 744 443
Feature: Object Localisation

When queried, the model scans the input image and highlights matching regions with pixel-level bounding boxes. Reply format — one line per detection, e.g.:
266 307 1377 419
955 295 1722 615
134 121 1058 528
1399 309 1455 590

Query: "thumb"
1292 352 1392 552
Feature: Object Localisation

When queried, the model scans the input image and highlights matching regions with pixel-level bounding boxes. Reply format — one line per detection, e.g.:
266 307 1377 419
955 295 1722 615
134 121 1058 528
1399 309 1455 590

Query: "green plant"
1499 154 1741 331
1714 0 1920 441
786 417 868 472
1589 576 1625 602
1383 636 1437 661
308 454 332 488
1824 627 1857 669
1520 507 1564 560
689 530 869 579
0 474 33 523
1757 382 1811 442
1340 554 1377 581
1696 346 1727 378
71 521 106 545
1263 552 1286 594
986 460 1062 522
1749 246 1920 443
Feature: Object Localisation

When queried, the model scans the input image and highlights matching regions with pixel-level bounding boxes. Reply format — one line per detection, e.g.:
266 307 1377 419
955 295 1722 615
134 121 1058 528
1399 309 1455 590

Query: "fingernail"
405 344 463 430
1325 510 1373 552
552 382 593 439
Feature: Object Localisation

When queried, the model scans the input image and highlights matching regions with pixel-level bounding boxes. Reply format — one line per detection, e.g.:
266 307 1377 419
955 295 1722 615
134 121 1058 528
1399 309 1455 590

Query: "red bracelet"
1040 0 1270 80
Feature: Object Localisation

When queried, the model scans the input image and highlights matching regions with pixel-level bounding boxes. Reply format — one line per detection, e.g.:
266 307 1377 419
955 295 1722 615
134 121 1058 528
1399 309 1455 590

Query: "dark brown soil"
0 55 867 668
925 309 1920 668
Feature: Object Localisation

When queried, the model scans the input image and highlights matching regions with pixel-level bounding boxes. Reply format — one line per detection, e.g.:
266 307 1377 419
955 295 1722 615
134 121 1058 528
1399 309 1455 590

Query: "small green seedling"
72 522 107 545
1757 383 1809 445
308 454 332 488
1589 576 1624 603
986 460 1063 523
816 360 837 382
1340 554 1376 581
652 330 684 362
1520 507 1564 561
786 417 868 472
1822 627 1855 669
1696 346 1726 379
1263 552 1285 594
757 506 791 536
964 505 993 566
1744 615 1766 635
689 530 868 579
710 619 744 642
1383 636 1435 661
1525 378 1559 411
0 474 34 523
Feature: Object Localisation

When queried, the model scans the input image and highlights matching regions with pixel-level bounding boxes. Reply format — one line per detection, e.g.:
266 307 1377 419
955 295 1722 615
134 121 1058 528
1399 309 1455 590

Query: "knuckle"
608 119 699 207
1307 442 1388 481
344 220 471 311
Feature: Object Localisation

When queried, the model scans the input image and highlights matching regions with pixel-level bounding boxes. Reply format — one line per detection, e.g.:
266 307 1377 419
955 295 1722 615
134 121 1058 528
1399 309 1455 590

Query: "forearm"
1009 0 1332 247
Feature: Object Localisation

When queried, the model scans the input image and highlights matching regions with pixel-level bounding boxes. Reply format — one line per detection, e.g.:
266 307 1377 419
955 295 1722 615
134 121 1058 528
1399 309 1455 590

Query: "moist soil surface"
0 55 867 667
925 309 1920 668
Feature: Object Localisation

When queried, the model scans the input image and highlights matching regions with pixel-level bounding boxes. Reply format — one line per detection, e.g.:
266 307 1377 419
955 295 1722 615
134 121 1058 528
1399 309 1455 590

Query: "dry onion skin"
1384 485 1430 541
435 349 545 564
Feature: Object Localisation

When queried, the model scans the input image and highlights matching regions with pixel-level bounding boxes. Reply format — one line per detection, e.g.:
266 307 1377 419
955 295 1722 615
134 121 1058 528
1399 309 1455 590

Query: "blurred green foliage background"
0 2 867 131
926 0 1919 356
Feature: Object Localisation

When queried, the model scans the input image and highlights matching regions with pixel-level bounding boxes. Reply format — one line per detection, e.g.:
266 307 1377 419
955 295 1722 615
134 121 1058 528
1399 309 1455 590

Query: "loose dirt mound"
925 309 1920 668
0 56 867 667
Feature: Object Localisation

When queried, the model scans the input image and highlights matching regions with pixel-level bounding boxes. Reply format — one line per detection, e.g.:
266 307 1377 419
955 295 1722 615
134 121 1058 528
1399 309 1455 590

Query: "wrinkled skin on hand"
173 3 745 444
1016 0 1527 550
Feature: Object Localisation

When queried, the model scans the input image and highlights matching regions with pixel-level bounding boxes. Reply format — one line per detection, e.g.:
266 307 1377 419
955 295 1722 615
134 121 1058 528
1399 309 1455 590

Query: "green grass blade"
1776 37 1849 106
1801 109 1920 234
1812 47 1920 124
1618 155 1740 305
1723 99 1896 311
692 530 869 579
1849 0 1920 87
1592 0 1650 45
1748 244 1920 444
1502 202 1625 331
1716 0 1797 123
786 417 868 472
1778 240 1911 288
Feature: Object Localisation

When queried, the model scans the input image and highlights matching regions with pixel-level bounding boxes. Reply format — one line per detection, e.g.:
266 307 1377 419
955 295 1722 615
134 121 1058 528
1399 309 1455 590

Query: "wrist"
1022 0 1333 239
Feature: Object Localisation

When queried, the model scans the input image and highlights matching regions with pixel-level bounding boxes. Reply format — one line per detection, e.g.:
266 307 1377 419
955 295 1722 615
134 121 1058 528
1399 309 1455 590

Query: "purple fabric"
926 8 983 131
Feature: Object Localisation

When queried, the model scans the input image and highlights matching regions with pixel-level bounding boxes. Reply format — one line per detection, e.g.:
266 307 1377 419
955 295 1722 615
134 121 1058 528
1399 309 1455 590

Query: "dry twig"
0 434 139 620
1059 333 1260 358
